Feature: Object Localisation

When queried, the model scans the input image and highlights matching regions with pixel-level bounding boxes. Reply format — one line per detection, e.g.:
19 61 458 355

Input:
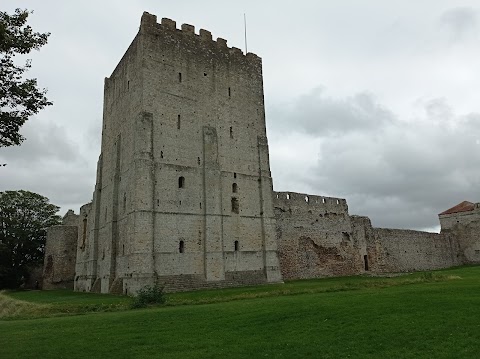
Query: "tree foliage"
0 8 52 147
0 190 61 289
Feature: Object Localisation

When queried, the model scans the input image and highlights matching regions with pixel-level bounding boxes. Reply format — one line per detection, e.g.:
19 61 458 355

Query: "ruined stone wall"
274 191 365 279
274 191 468 280
43 216 78 289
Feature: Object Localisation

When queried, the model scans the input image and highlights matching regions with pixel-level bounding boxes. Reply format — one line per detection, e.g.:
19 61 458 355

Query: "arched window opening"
178 176 185 188
232 183 238 193
234 240 239 251
179 240 185 254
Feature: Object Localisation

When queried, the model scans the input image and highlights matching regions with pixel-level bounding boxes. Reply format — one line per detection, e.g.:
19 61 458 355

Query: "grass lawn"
1 266 479 358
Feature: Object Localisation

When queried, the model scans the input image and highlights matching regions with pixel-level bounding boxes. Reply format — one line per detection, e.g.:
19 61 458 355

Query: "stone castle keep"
43 12 480 294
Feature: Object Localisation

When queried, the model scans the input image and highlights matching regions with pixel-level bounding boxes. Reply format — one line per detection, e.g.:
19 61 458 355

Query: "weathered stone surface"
43 211 78 289
439 202 480 231
65 12 282 295
274 191 479 280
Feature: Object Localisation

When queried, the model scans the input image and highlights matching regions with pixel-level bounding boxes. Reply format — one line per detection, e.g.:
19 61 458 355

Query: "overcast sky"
2 1 480 232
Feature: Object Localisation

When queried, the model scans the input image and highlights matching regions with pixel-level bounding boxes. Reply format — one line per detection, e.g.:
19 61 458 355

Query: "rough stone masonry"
43 12 480 294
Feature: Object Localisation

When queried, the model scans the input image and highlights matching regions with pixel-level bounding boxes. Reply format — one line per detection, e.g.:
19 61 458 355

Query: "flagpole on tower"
244 13 248 53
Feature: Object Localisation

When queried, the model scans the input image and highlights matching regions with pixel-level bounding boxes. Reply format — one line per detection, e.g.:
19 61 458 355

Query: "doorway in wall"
364 255 369 271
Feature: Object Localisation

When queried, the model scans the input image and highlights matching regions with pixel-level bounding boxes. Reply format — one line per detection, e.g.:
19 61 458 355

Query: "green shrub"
131 284 166 309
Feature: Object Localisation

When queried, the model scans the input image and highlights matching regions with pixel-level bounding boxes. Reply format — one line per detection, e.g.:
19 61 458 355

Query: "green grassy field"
1 266 479 358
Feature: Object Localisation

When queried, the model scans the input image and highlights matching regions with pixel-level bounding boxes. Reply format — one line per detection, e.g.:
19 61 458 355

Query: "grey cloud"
271 88 395 136
0 119 78 163
0 119 96 213
269 88 480 231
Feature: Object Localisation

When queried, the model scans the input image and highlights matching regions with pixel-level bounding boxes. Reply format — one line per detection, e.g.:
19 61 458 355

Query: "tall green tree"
0 8 52 147
0 190 61 289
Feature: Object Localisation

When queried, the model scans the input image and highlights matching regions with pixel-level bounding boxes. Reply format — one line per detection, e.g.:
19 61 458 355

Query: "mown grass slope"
1 266 479 358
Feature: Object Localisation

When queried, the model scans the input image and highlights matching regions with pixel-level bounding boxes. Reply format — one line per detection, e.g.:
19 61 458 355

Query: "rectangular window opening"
231 197 239 214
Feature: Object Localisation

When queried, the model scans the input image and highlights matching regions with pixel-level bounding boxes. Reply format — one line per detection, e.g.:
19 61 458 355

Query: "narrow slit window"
178 72 182 82
177 115 181 129
82 218 87 247
230 126 233 139
231 197 239 214
228 87 231 97
232 183 238 193
179 240 185 253
123 193 127 211
178 176 185 188
234 240 239 251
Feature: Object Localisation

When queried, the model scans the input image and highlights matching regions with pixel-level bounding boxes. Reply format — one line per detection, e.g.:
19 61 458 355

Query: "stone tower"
74 12 282 294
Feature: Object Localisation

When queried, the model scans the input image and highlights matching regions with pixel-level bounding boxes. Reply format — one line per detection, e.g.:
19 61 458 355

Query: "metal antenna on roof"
244 13 248 53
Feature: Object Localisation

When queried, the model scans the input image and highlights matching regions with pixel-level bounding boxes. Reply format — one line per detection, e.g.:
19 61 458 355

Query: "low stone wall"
371 228 460 272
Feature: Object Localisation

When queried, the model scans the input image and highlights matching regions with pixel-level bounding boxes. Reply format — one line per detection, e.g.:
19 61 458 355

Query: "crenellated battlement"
273 191 349 215
139 12 261 64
